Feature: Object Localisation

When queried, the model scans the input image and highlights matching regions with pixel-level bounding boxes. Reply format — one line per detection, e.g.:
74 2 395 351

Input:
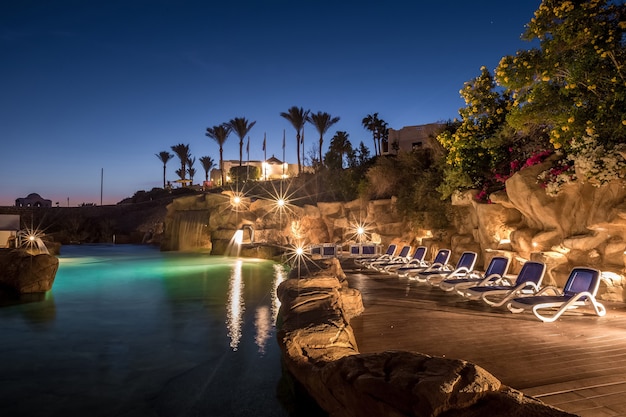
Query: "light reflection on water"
0 244 295 416
227 259 244 350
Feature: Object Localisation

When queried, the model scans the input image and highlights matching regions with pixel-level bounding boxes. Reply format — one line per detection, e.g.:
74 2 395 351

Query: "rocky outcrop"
162 171 626 301
450 162 626 299
0 249 59 293
277 259 575 417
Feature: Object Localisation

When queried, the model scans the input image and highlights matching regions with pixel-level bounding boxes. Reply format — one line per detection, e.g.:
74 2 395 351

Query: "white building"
209 157 300 186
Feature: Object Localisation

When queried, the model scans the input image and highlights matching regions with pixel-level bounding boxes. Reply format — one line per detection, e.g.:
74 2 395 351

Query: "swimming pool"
0 244 314 416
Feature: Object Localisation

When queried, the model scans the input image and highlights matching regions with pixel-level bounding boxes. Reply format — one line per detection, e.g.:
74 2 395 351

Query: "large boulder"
0 249 59 293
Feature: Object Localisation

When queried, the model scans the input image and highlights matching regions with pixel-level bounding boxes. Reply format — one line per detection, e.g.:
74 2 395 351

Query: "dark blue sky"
0 0 541 206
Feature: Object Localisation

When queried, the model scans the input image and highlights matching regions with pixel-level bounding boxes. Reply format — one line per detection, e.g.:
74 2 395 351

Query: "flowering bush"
537 134 626 196
537 158 576 196
524 149 552 167
568 135 626 185
494 149 553 184
474 188 492 203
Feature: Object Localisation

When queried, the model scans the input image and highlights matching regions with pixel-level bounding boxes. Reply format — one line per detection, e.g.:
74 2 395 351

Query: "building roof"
266 156 283 164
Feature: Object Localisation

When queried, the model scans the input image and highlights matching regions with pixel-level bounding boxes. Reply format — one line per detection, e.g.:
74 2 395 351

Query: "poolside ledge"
276 258 576 417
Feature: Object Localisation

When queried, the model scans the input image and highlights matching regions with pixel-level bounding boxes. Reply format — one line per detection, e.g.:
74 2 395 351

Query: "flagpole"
246 136 250 180
100 168 103 206
263 132 267 181
282 129 286 178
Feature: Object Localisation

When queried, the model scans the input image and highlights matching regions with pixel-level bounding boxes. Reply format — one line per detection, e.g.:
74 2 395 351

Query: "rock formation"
0 249 59 293
162 169 626 302
453 160 626 300
276 258 575 417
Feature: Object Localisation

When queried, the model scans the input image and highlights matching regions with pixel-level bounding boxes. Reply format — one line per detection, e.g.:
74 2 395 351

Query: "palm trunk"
296 132 301 175
162 165 166 188
319 136 323 165
219 148 225 185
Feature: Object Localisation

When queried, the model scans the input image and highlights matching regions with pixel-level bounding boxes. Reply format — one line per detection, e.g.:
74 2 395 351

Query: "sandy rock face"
506 161 626 240
162 173 626 301
0 249 59 293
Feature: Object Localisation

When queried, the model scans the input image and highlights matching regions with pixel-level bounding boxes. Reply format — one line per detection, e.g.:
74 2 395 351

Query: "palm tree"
361 113 379 156
308 111 340 164
155 151 173 188
280 106 310 174
187 157 196 184
377 118 389 154
361 113 387 156
199 155 215 183
171 143 191 181
228 117 256 167
205 124 232 186
329 131 352 169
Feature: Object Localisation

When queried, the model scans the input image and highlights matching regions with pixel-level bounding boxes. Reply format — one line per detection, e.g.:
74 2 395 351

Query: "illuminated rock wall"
451 160 626 301
162 168 626 301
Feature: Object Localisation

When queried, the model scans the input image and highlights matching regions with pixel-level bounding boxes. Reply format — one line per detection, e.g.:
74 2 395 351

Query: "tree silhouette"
205 124 232 186
308 111 340 164
187 157 196 184
280 106 310 174
327 131 352 170
171 143 191 181
155 151 173 188
361 113 388 156
228 117 256 167
199 155 215 182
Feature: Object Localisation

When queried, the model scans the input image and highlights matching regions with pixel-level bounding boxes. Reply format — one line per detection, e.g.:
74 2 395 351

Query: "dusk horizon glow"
1 1 541 206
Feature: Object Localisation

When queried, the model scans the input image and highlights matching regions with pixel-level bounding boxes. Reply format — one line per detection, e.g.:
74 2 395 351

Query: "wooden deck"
343 264 626 417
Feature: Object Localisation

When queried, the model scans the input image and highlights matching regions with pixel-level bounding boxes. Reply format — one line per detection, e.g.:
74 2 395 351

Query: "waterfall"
16 230 49 255
170 210 209 251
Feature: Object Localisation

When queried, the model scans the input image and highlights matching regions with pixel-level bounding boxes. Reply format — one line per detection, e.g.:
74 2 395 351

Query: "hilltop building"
208 157 303 186
15 193 52 208
385 123 447 160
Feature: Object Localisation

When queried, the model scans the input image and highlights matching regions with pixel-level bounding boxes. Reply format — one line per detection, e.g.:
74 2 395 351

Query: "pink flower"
524 150 552 167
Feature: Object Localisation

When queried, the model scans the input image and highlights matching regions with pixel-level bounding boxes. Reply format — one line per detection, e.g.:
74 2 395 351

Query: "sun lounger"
438 256 511 292
380 246 427 274
507 267 606 322
354 243 397 267
366 245 411 270
419 251 478 285
396 248 451 279
459 261 546 307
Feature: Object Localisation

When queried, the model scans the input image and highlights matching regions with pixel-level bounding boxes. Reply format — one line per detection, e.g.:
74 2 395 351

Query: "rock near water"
0 249 59 293
276 258 577 417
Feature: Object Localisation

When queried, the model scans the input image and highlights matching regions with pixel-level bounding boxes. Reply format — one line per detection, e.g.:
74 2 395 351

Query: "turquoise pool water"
0 244 308 417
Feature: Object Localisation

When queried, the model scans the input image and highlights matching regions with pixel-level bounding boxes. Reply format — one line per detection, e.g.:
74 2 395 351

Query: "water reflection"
271 263 286 325
225 261 287 353
255 306 271 354
226 259 244 350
